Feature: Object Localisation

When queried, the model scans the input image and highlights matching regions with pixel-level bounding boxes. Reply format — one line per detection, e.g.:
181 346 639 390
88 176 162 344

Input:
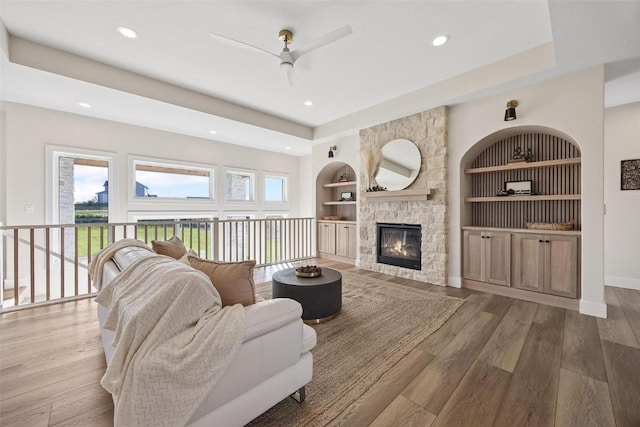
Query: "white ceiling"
1 1 639 156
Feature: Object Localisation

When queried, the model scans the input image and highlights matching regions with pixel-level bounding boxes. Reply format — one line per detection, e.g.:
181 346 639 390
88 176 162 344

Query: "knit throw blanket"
95 253 245 426
88 238 152 291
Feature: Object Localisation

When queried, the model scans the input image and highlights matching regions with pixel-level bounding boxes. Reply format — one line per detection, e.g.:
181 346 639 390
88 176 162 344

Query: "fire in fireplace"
377 223 422 270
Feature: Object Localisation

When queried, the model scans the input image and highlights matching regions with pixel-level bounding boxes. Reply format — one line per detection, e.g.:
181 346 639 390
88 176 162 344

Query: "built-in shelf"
322 201 357 206
361 188 431 202
465 194 581 202
464 158 581 174
322 180 357 188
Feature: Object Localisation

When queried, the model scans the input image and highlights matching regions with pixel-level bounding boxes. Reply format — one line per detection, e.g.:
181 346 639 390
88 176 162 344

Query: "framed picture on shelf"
504 180 532 195
340 191 353 201
621 159 640 190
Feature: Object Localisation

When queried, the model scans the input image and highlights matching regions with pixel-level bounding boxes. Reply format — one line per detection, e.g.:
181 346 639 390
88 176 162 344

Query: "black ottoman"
272 267 342 324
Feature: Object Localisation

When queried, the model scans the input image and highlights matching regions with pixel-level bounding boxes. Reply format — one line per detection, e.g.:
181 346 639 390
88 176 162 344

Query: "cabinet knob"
486 236 490 239
539 240 544 242
545 240 550 243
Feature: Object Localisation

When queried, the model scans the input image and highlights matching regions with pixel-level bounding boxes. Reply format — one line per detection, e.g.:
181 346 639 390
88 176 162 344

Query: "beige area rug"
248 271 464 426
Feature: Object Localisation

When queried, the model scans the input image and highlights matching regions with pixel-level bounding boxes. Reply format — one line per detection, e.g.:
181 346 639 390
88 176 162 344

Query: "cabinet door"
512 233 545 292
463 230 484 281
544 235 578 298
336 224 357 258
318 222 336 254
485 231 511 287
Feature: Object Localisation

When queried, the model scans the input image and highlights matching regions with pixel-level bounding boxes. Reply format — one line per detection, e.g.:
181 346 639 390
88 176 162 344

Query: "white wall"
604 102 640 290
1 102 303 225
448 67 607 317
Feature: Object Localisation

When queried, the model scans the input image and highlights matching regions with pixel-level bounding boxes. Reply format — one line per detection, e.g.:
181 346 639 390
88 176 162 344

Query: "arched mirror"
374 139 421 191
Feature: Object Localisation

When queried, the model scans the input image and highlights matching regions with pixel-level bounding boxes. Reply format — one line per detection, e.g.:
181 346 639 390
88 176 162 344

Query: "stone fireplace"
377 223 422 270
359 106 448 285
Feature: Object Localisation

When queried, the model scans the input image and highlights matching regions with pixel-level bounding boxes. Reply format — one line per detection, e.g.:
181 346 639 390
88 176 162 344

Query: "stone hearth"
359 106 448 285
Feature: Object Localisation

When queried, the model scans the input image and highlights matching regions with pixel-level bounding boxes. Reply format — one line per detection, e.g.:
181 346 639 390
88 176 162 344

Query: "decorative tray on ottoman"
295 265 322 278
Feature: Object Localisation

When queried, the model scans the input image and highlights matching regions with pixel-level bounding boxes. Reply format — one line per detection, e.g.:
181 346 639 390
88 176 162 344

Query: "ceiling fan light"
280 61 293 70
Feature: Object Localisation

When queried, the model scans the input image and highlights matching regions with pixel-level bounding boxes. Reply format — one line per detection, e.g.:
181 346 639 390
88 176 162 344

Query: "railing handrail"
0 217 316 230
1 217 315 311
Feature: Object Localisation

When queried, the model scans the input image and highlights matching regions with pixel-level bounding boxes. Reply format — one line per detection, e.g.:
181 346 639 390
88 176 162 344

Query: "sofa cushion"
151 236 187 259
186 255 256 307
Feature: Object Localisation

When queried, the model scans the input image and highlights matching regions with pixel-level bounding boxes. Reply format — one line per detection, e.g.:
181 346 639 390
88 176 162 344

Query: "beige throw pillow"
151 236 187 260
186 255 256 307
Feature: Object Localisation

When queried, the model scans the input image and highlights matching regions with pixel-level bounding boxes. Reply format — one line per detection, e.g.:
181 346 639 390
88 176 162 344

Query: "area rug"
248 271 464 426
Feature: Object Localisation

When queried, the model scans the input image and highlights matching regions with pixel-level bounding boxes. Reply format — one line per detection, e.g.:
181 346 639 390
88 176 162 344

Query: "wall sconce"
504 100 518 121
328 145 337 158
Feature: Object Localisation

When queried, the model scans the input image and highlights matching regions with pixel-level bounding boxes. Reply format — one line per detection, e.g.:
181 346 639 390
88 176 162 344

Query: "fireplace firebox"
377 223 422 270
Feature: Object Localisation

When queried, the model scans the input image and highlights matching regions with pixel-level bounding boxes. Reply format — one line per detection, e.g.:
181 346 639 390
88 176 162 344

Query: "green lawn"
73 225 283 262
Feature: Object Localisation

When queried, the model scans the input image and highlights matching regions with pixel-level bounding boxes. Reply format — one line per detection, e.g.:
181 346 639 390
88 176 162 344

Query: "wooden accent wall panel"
468 133 581 229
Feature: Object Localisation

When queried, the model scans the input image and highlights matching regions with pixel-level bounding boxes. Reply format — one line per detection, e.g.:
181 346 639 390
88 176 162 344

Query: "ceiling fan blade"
291 25 353 62
286 67 296 87
209 32 279 59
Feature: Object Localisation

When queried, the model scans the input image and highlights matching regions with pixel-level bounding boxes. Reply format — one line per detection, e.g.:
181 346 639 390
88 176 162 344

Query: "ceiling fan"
209 25 353 86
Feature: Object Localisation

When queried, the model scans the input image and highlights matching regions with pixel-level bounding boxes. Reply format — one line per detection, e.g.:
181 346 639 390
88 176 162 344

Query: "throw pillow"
186 255 256 306
151 236 187 260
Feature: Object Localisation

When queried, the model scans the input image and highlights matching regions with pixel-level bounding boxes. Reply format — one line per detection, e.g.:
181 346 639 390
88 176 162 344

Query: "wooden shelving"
465 194 581 202
322 201 357 206
322 180 357 188
465 158 581 174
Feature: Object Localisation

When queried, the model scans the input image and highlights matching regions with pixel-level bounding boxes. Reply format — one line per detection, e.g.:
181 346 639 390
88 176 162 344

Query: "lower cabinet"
318 221 356 262
318 222 336 254
462 230 511 287
463 228 580 301
336 223 357 258
512 233 579 298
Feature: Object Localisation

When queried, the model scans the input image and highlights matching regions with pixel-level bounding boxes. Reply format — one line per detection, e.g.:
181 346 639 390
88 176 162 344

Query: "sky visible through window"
74 168 284 202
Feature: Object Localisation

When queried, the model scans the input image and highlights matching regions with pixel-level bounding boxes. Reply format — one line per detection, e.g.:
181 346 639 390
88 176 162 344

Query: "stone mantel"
361 188 432 202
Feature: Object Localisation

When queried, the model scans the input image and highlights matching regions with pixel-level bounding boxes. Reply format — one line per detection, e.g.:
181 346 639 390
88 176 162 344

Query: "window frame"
129 156 216 203
263 173 289 203
224 167 256 203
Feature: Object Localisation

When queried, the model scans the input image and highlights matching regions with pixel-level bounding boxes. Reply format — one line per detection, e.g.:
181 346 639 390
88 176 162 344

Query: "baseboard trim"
317 252 356 265
605 275 640 290
461 279 579 311
448 276 462 288
579 299 607 318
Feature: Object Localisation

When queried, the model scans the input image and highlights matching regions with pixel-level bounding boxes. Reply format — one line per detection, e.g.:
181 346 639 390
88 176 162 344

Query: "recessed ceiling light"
432 35 449 47
117 26 138 39
77 102 91 108
303 100 313 107
285 146 291 150
209 130 217 135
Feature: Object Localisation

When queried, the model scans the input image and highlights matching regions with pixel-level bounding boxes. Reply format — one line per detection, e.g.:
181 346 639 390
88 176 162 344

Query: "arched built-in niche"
461 126 582 230
315 161 358 263
315 161 357 221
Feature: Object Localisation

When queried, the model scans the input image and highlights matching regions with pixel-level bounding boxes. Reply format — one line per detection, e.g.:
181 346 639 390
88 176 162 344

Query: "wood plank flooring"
1 259 639 426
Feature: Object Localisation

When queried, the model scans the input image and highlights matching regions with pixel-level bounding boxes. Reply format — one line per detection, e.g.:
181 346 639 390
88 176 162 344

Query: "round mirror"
374 139 421 191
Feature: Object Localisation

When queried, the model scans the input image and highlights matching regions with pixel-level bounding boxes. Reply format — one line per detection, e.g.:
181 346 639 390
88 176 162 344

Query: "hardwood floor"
1 259 639 426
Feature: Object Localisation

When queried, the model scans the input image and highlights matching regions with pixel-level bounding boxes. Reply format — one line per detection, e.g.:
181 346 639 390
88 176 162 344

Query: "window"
133 160 214 200
226 169 255 202
264 174 288 202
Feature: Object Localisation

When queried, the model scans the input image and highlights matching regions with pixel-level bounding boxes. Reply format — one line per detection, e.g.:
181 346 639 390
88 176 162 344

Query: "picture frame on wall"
340 191 353 201
504 180 532 195
621 159 640 190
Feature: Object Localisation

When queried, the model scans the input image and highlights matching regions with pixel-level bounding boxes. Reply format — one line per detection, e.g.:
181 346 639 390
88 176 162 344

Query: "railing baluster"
74 227 79 297
60 226 65 299
30 229 35 303
46 228 51 301
13 229 19 306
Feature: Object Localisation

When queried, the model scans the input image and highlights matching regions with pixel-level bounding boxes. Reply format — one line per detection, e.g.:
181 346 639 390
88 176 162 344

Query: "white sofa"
94 246 317 426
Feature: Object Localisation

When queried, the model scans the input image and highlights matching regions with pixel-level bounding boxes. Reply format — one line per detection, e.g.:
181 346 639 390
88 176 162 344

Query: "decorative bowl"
295 266 322 278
